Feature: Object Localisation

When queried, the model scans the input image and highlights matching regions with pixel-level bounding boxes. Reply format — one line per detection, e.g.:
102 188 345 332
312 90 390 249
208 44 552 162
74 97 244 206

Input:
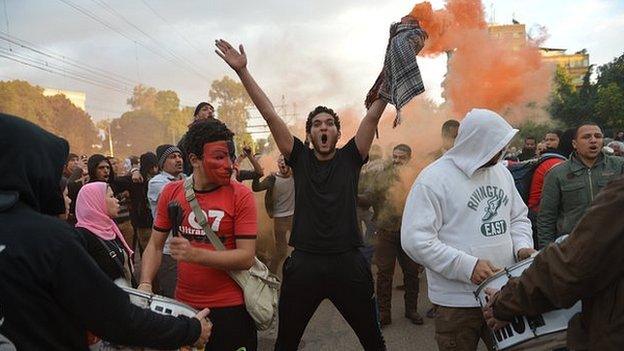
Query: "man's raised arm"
354 99 387 159
215 39 294 158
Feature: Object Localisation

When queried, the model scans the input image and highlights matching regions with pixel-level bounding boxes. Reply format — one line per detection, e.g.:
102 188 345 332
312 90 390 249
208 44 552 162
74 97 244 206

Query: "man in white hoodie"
401 109 535 351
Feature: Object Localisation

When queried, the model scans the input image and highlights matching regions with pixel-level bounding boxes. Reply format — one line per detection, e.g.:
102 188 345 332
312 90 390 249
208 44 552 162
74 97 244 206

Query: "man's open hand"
215 39 247 72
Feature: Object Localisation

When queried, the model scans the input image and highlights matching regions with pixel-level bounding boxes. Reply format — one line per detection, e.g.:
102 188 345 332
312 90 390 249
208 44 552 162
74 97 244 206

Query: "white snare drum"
474 258 581 351
90 287 199 351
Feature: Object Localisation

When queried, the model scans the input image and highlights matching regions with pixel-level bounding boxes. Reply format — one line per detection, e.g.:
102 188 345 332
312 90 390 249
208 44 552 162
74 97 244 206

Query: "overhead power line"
57 0 209 81
138 0 212 57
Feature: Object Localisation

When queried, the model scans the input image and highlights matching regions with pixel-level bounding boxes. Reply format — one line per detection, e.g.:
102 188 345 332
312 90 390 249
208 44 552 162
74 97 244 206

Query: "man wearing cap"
144 144 185 297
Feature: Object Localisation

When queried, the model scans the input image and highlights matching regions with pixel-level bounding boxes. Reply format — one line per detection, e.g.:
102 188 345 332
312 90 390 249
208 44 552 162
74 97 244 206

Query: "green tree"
0 80 54 129
209 76 251 135
597 54 624 91
549 52 624 132
47 94 99 153
0 80 98 154
127 84 158 111
109 110 168 157
595 83 624 131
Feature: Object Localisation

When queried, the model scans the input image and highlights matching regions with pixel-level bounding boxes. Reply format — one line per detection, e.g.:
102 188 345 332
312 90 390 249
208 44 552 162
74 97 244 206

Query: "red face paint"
202 141 232 185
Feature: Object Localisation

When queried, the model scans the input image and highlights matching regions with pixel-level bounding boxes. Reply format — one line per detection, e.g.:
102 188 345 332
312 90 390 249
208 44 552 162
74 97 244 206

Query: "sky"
1 0 623 121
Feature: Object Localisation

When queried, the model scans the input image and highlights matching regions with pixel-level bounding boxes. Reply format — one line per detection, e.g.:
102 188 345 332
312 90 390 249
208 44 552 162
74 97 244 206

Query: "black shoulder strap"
93 235 137 288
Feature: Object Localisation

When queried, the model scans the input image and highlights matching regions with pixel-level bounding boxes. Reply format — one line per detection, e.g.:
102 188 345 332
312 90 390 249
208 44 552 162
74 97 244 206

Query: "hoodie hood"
0 113 68 215
444 109 518 178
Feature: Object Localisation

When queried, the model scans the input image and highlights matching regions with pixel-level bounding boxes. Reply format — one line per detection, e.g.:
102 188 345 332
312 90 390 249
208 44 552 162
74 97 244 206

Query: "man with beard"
401 109 534 351
537 122 624 248
518 136 537 161
216 39 387 350
143 144 185 298
0 113 211 350
367 144 423 327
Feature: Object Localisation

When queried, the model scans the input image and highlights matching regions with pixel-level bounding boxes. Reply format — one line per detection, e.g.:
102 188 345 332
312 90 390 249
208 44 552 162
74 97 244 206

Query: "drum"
90 287 199 351
474 258 581 351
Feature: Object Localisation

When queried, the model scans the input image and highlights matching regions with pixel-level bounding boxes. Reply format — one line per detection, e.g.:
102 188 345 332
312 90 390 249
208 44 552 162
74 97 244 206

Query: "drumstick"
167 201 183 237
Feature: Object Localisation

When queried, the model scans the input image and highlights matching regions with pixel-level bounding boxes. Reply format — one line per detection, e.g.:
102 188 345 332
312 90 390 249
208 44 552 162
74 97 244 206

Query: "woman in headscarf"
75 182 135 287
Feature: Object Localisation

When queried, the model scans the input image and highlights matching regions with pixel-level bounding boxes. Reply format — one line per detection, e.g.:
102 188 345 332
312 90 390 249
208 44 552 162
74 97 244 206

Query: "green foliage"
595 83 624 131
209 76 251 135
0 80 98 154
516 120 558 142
109 110 168 157
114 84 192 155
549 52 624 134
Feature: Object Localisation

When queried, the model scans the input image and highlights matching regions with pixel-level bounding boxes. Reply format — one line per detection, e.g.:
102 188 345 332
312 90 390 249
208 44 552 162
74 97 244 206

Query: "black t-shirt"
286 137 367 253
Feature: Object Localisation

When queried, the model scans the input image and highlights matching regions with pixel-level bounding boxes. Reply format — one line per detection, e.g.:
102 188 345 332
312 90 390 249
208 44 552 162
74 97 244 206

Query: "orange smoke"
409 0 552 121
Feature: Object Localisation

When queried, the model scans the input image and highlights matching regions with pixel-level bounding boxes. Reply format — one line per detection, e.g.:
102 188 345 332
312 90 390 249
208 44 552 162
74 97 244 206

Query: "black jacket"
0 113 200 350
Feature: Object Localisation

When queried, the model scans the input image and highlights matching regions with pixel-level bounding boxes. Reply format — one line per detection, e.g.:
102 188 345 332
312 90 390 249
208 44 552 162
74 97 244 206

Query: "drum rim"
473 258 534 299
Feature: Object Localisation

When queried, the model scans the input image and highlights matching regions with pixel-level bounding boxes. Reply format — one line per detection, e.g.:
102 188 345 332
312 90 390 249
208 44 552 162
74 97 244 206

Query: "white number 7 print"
208 210 225 232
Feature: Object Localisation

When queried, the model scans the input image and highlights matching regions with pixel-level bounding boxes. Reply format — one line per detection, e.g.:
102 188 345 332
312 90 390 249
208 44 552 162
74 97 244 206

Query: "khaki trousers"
434 305 495 351
270 215 293 277
373 229 421 318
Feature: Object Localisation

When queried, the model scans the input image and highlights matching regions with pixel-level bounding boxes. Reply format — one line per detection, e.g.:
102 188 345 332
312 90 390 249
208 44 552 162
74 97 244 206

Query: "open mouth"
321 134 328 145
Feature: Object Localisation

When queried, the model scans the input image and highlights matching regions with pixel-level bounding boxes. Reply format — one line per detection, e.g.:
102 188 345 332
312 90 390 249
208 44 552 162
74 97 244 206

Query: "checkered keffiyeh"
366 21 427 127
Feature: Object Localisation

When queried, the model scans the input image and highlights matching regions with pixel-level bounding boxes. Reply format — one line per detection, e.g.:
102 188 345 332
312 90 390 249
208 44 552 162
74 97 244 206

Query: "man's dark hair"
525 136 536 142
441 119 459 138
87 154 112 183
573 121 602 139
185 119 234 159
305 106 341 134
393 143 412 157
193 102 214 117
558 128 576 157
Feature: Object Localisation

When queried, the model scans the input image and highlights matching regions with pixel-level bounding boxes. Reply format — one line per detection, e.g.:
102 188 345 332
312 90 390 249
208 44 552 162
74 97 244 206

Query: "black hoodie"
0 113 200 350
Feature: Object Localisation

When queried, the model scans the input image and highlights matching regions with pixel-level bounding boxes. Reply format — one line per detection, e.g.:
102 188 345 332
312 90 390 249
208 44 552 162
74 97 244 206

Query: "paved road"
258 269 489 350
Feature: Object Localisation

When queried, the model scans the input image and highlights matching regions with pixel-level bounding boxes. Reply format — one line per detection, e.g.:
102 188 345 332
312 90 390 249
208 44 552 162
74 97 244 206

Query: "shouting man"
216 39 387 350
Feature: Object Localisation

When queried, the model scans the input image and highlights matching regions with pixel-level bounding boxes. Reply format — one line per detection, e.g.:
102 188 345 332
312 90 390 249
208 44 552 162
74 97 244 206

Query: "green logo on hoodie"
467 185 509 237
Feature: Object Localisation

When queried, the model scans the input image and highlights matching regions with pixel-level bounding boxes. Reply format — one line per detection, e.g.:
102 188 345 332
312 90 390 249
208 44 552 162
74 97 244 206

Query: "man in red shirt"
527 130 566 213
140 119 258 351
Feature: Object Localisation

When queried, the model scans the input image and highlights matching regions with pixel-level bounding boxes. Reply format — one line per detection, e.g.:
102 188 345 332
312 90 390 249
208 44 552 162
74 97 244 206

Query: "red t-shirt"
527 158 565 212
153 180 257 308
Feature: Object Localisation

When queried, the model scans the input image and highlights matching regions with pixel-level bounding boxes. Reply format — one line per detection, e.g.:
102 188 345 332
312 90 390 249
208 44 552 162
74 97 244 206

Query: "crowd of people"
1 34 623 351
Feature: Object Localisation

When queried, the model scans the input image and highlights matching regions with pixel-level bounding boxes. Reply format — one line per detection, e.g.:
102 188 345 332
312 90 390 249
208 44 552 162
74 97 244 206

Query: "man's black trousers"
274 249 386 350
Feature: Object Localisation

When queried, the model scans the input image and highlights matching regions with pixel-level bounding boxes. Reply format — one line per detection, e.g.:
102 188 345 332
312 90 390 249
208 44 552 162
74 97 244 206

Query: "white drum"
90 287 199 351
474 258 581 351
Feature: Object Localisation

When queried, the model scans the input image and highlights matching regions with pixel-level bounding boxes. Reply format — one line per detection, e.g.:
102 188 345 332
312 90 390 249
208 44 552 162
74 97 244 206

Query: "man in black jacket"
0 113 211 350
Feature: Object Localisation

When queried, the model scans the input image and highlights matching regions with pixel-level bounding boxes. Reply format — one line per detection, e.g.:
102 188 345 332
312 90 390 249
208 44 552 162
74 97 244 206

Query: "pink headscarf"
75 182 133 255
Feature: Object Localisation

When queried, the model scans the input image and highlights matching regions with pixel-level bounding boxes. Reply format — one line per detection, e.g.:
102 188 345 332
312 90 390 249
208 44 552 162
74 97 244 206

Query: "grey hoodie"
401 108 533 307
